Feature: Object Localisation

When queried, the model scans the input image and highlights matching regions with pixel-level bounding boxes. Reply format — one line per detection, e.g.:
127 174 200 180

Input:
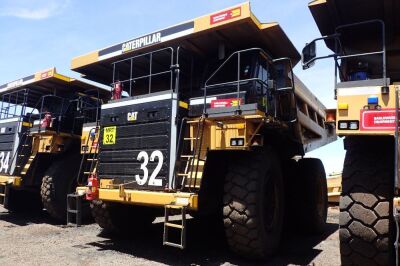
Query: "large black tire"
223 149 285 259
282 158 300 233
340 136 394 266
40 154 81 221
90 200 158 234
298 158 328 233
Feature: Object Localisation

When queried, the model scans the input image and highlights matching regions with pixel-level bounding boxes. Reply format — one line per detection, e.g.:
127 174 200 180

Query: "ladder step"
163 242 184 249
184 137 199 140
87 158 98 161
83 172 91 175
67 209 78 214
177 173 190 176
165 204 184 209
165 222 183 229
180 155 193 158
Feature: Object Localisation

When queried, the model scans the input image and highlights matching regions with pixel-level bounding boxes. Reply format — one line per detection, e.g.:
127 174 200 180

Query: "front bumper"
98 188 198 210
0 175 22 186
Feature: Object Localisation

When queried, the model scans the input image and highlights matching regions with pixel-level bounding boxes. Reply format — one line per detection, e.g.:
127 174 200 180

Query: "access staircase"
67 126 99 226
175 118 206 191
162 118 206 249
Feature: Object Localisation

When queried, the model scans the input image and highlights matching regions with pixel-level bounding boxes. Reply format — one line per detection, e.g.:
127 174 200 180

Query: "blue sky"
0 0 344 174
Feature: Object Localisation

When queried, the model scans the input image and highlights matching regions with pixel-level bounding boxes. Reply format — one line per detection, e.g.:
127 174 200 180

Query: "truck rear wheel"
90 200 158 234
298 158 327 233
340 136 394 266
223 149 284 259
40 154 81 221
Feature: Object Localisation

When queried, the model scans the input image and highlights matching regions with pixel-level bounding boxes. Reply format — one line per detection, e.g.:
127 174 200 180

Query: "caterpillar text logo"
7 79 23 89
127 111 138 122
122 32 161 53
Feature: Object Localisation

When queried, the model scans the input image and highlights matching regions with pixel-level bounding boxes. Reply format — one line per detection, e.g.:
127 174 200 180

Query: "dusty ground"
0 206 340 266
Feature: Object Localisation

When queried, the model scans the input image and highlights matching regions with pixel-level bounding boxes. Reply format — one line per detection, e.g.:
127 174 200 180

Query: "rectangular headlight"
339 122 348 129
338 120 359 130
230 138 245 146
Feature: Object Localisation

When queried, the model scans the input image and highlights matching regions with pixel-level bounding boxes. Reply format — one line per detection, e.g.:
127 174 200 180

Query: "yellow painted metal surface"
75 186 87 196
70 51 99 70
338 103 349 110
32 133 68 153
327 173 341 204
0 175 22 186
336 85 397 136
81 125 99 154
188 114 265 153
98 185 198 209
179 101 188 109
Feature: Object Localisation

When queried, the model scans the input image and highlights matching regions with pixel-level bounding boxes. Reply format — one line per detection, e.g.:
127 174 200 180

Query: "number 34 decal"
0 151 10 173
136 150 163 186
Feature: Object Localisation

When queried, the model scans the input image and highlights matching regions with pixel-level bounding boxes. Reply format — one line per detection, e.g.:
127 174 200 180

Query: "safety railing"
111 47 175 96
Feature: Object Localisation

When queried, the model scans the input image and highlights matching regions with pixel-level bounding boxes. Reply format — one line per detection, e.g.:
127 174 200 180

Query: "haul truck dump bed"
302 0 400 265
0 68 109 221
72 2 336 259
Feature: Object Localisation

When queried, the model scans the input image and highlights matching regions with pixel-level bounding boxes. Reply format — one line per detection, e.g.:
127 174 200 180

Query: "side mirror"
301 41 316 70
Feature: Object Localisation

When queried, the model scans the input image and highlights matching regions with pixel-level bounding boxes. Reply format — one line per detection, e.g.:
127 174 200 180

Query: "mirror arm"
303 54 336 70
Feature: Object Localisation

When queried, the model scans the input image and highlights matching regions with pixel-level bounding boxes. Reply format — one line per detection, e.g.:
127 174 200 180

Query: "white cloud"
0 0 70 19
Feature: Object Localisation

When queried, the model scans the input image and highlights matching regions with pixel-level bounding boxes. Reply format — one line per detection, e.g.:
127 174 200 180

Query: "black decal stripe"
98 21 194 57
159 21 194 37
99 44 121 57
22 74 35 82
0 74 35 90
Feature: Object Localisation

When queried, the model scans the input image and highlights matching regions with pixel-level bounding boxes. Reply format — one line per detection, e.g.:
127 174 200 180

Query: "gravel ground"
0 206 339 266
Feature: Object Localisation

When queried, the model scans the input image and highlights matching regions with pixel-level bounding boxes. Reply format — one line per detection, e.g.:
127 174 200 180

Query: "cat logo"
127 111 138 122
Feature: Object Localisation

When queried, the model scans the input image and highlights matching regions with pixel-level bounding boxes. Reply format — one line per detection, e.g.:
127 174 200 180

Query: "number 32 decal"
136 150 163 186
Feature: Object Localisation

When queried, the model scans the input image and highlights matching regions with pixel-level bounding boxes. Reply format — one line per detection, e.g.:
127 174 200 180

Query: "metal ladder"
176 118 206 190
66 193 84 226
163 204 187 249
12 131 33 176
0 182 8 207
77 126 100 186
66 126 99 226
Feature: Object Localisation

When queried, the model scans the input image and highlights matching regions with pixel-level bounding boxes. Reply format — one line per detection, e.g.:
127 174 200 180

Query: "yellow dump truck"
302 0 400 264
0 68 108 221
71 2 336 259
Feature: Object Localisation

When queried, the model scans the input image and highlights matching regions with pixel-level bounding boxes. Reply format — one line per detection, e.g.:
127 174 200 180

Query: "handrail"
203 47 273 114
335 19 386 87
111 46 175 96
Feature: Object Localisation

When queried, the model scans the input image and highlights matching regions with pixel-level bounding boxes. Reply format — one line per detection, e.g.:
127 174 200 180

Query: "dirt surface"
0 206 340 266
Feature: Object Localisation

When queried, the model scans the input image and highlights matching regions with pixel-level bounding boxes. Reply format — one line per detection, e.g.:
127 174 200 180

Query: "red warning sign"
210 7 242 25
210 98 242 108
360 108 398 131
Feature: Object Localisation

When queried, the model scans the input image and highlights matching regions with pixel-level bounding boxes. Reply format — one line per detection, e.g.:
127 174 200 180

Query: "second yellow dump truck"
302 0 400 264
0 68 108 221
71 2 336 259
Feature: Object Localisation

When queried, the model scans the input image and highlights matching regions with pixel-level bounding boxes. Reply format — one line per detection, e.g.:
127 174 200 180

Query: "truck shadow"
0 209 93 227
86 218 338 266
0 209 61 226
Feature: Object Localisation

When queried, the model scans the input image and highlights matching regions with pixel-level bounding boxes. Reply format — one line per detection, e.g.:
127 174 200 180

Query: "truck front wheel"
223 149 284 259
90 200 158 234
340 136 394 265
40 154 81 221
